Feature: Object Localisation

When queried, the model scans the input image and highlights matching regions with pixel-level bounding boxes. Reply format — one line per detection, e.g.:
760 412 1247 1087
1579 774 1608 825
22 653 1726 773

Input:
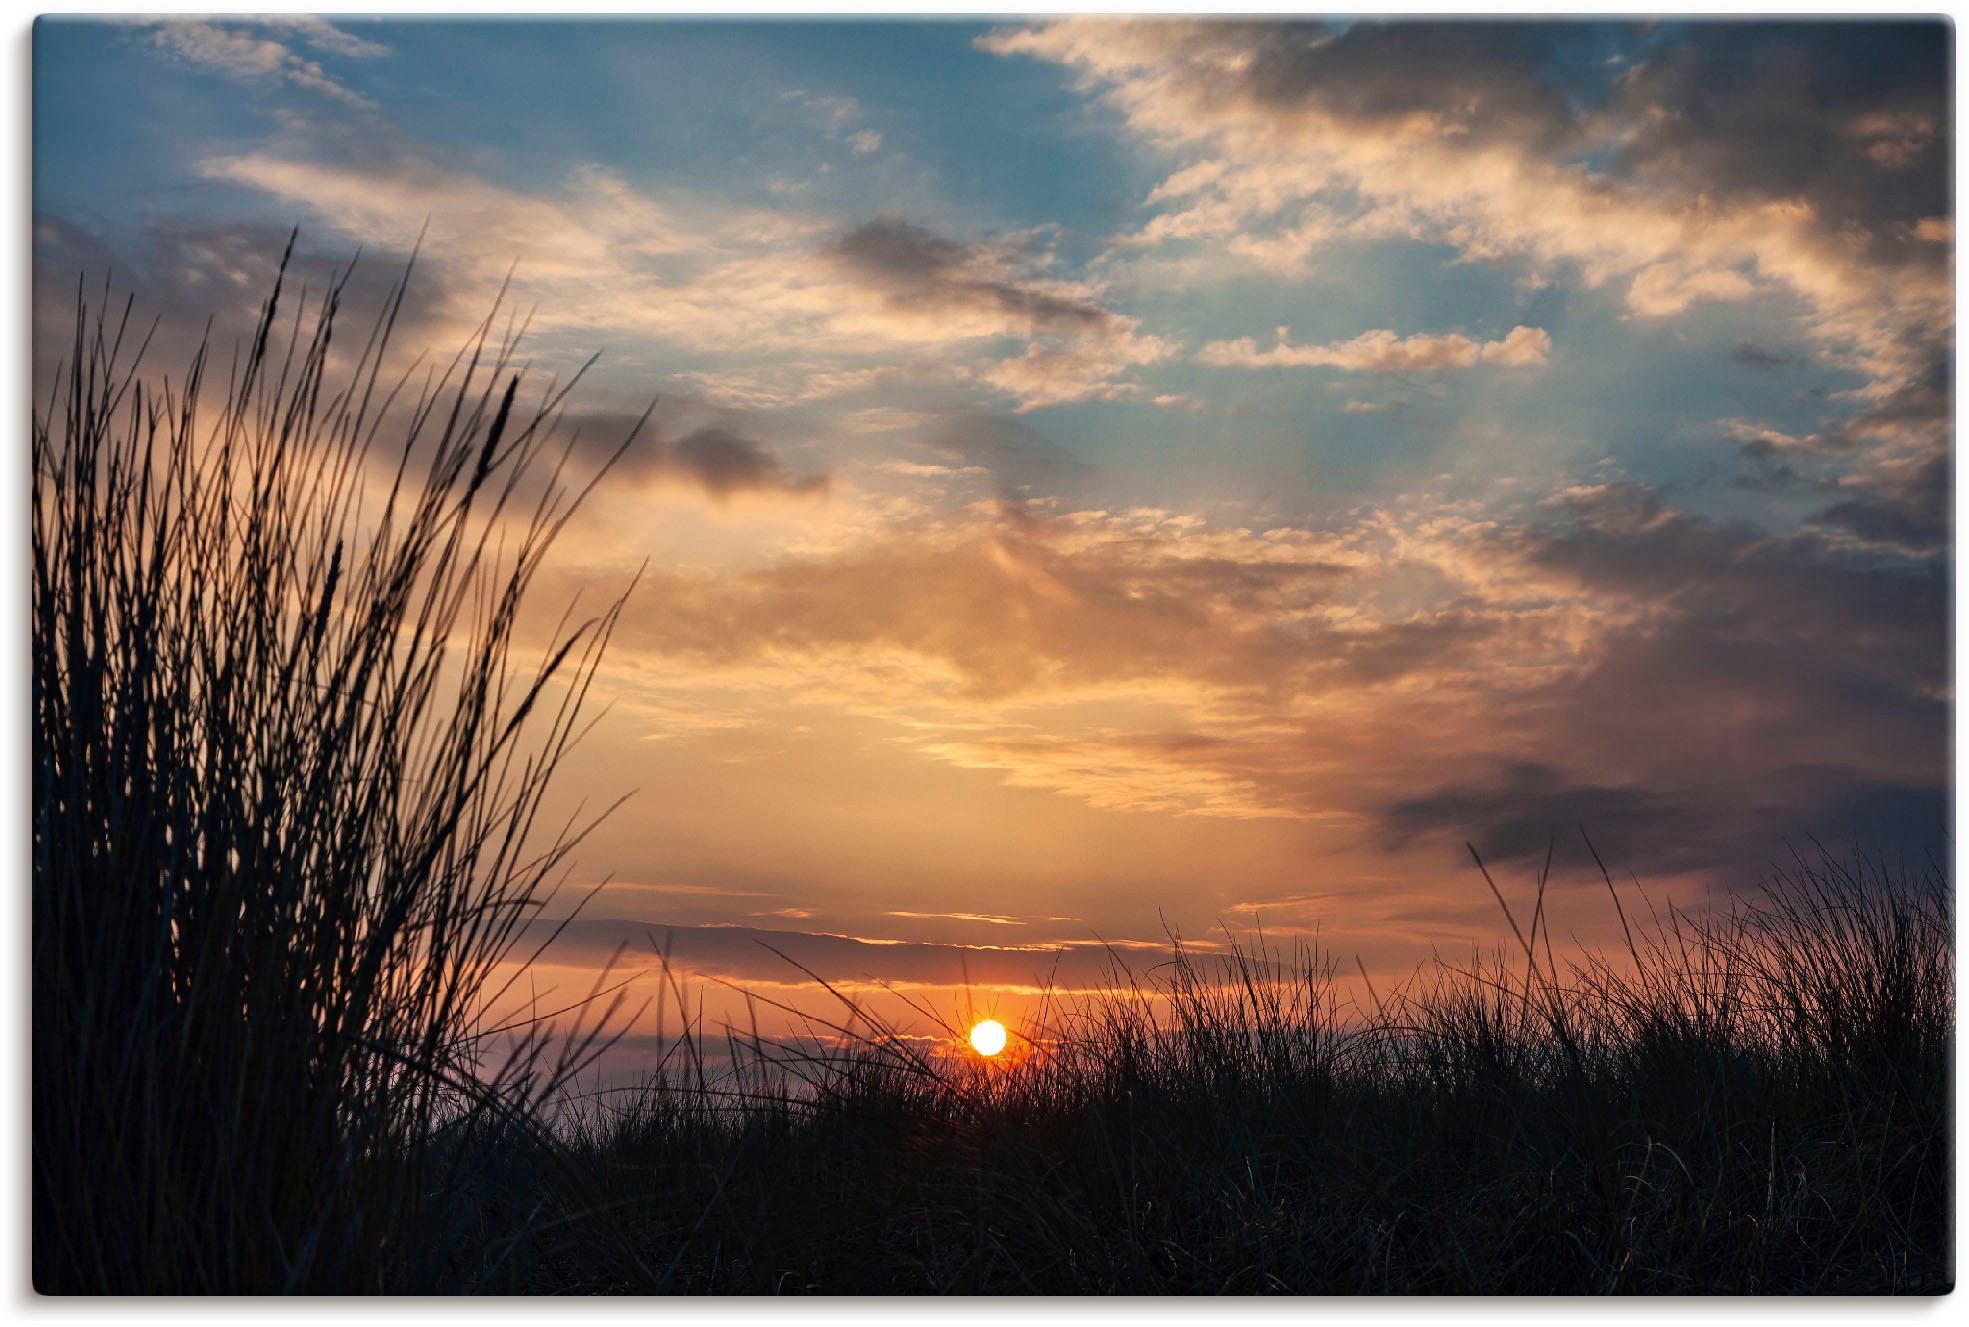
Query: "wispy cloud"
889 911 1025 926
133 17 384 108
1200 325 1550 373
529 918 1117 993
192 148 1159 411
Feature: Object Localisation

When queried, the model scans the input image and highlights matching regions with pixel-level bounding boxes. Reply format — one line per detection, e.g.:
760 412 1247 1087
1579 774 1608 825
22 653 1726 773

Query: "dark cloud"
1522 485 1947 709
1729 342 1801 372
555 411 826 501
1382 761 1948 880
524 918 1236 993
1723 344 1948 495
673 426 827 499
32 214 441 400
1730 448 1803 494
831 218 970 282
1229 19 1606 153
1825 350 1953 451
1810 450 1951 554
1236 20 1950 265
1608 21 1950 263
1516 482 1756 592
1748 346 1950 551
1382 762 1693 873
825 217 1114 335
1388 485 1954 878
923 411 1092 498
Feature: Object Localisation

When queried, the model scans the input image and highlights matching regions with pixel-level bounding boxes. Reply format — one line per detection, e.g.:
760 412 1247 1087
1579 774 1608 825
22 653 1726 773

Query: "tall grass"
32 247 636 1292
543 846 1950 1294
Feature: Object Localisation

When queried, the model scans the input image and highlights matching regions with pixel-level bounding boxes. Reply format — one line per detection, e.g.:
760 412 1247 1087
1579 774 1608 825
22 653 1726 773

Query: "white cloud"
197 145 1158 412
1199 325 1550 373
1480 325 1552 368
134 17 383 108
985 19 1949 400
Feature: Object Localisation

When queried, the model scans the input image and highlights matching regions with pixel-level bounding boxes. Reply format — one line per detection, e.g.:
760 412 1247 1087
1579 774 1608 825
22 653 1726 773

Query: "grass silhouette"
32 256 1952 1294
541 846 1949 1293
33 245 638 1292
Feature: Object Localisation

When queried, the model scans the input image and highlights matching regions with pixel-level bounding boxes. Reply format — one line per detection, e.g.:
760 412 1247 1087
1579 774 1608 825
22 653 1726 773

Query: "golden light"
968 1018 1008 1057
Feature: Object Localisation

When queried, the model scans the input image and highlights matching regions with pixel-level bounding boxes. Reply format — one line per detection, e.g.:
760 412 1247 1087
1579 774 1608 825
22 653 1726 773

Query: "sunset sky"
32 17 1951 1049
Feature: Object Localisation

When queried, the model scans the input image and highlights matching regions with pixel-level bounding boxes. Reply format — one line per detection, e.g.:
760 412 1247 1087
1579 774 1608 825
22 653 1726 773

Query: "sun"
968 1018 1008 1057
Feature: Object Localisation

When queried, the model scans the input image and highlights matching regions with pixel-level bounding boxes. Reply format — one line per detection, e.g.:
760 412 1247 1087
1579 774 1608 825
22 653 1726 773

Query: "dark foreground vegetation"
33 252 635 1292
34 262 1952 1294
536 848 1950 1294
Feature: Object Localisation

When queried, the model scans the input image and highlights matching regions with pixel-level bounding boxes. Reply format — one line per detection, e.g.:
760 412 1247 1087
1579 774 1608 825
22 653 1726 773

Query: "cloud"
37 194 1944 883
1479 326 1554 368
523 918 1174 994
39 23 1950 910
888 911 1025 926
973 334 1171 409
1506 483 1943 740
1810 450 1950 555
671 426 828 500
30 214 459 404
548 500 1513 823
986 18 1948 438
1729 343 1801 372
824 217 1117 339
1382 761 1692 871
1355 479 1949 875
132 17 384 108
29 213 838 519
1199 325 1550 372
185 150 714 373
188 144 1158 410
547 408 828 503
1382 761 1948 879
1604 24 1948 262
550 466 1945 874
810 218 1171 406
594 502 1385 705
1625 263 1756 318
919 411 1092 498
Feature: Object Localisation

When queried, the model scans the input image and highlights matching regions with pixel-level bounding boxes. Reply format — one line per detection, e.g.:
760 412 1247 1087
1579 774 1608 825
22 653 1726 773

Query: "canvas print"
31 16 1952 1294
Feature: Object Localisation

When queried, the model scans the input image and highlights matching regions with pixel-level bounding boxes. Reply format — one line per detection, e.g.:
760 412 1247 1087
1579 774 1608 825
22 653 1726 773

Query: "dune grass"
32 257 1952 1295
533 846 1951 1294
32 246 637 1292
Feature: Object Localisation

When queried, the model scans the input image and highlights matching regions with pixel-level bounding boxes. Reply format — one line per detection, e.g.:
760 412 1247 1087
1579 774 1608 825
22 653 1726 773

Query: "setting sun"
969 1019 1008 1057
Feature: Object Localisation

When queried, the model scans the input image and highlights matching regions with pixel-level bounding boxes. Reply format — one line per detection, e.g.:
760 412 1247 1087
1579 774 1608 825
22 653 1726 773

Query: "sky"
31 16 1953 1055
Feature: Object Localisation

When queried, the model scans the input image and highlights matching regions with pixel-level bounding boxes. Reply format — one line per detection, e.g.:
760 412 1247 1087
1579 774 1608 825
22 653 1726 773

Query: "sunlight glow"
969 1018 1008 1057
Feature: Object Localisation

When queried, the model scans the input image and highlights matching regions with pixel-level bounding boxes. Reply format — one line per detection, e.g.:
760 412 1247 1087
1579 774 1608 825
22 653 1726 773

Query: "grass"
32 244 637 1292
525 844 1950 1294
33 256 1953 1294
